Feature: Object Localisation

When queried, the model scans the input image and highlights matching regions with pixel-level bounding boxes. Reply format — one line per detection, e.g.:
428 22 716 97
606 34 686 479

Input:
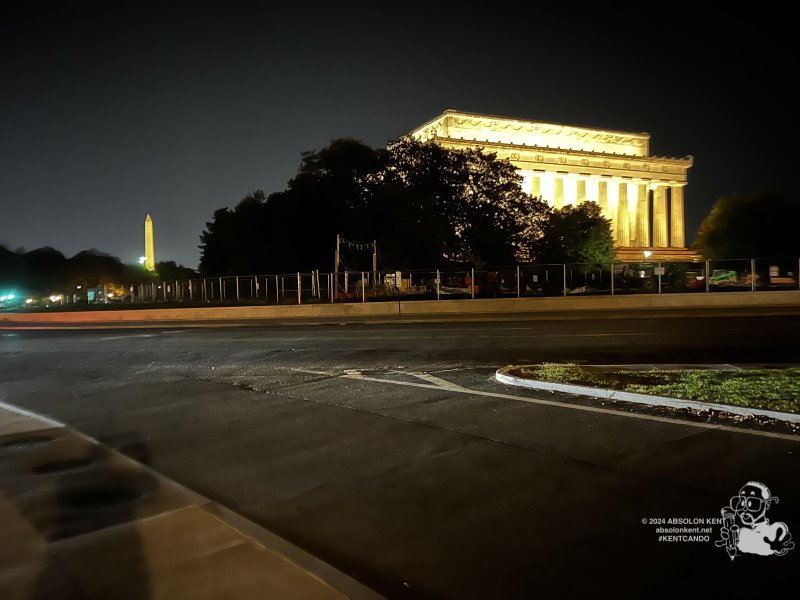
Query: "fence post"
471 268 475 299
275 275 279 304
219 277 224 302
610 264 615 296
751 258 756 292
705 259 710 293
562 264 567 297
236 276 240 302
436 269 441 300
657 262 662 294
297 273 301 305
189 280 193 302
361 272 366 302
517 265 521 298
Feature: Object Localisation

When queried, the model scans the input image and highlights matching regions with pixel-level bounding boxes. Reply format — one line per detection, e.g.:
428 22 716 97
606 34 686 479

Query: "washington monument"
144 214 155 271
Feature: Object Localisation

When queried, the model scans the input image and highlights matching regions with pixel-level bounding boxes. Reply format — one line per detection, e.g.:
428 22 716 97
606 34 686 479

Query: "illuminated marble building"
411 110 695 261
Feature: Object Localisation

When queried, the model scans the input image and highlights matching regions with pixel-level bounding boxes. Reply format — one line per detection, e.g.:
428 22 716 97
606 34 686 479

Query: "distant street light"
138 256 147 265
643 250 652 260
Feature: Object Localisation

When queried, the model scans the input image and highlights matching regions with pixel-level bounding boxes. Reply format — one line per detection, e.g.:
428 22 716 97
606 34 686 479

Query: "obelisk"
144 214 155 271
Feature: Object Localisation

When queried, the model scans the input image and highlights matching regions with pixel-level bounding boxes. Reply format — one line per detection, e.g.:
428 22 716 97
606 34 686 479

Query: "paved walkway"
0 402 380 600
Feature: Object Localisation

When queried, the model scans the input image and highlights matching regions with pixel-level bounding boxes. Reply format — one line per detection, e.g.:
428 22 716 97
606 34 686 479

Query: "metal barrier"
39 258 800 307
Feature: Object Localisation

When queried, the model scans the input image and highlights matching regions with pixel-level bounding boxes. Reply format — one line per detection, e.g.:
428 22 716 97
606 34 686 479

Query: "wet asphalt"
1 311 799 598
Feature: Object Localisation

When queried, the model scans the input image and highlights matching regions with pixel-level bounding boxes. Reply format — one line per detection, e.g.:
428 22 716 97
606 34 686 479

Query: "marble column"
554 177 564 209
531 174 541 199
635 184 649 247
598 179 608 216
653 185 668 248
670 185 685 247
576 178 587 204
616 183 630 246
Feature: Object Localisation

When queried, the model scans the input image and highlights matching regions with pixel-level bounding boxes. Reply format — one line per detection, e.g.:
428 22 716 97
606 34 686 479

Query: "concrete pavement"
0 401 380 600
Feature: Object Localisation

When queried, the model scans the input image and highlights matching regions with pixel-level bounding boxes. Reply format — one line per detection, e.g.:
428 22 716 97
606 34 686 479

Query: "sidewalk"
0 402 381 600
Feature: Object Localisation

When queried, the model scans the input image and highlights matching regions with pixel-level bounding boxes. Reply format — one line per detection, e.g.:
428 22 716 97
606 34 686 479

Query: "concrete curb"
495 367 800 424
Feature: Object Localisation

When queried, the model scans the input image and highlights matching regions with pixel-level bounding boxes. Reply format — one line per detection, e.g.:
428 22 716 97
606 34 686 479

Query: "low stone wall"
2 290 799 325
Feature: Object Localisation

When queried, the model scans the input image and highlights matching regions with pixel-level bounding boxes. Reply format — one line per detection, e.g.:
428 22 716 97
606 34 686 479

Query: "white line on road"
340 372 800 442
291 368 339 376
100 334 158 340
407 372 469 390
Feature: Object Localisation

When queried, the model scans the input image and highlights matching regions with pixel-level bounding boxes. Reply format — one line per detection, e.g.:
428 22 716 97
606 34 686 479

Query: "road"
1 310 799 597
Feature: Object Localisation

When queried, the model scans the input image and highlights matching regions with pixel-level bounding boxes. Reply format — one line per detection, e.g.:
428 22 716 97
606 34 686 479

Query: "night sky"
1 1 792 269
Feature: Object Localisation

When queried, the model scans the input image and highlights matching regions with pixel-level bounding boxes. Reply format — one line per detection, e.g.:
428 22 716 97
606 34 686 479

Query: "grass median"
510 364 800 415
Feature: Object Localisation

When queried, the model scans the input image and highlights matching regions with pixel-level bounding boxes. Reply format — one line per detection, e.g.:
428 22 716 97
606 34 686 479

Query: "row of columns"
524 172 685 248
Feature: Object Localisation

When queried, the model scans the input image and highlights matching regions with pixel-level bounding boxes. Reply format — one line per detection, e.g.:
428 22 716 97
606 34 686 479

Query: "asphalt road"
1 310 799 598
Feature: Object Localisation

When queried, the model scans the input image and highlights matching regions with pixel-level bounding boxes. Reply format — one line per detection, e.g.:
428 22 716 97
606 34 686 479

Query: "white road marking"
340 372 800 442
291 368 338 376
100 333 158 340
407 372 468 390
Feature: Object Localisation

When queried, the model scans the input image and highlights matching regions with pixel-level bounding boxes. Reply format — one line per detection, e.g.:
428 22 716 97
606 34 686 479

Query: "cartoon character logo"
716 481 794 560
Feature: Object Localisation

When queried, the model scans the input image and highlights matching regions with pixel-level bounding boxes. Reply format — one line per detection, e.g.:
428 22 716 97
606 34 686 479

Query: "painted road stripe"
341 371 800 443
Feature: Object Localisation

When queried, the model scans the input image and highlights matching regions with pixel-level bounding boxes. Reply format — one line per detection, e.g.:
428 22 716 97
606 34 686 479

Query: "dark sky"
1 1 792 268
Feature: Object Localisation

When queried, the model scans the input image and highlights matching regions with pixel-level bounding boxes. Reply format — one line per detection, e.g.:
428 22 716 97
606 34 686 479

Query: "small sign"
532 275 539 282
654 267 666 276
769 265 780 277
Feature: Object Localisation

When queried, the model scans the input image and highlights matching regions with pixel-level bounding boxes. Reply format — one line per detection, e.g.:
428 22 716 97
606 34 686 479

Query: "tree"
693 193 800 259
197 136 558 273
198 191 271 276
198 140 385 276
377 137 549 267
530 202 614 265
155 261 197 281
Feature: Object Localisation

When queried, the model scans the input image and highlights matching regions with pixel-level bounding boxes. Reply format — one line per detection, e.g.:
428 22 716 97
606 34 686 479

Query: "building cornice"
411 109 650 142
433 136 692 182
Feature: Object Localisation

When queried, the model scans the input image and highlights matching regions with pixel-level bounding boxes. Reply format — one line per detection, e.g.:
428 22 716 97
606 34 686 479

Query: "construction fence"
39 257 800 307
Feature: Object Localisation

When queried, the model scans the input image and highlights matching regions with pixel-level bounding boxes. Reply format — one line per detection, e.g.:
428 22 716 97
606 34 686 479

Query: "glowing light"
49 295 62 302
144 214 155 272
644 250 652 259
139 256 147 265
25 298 33 304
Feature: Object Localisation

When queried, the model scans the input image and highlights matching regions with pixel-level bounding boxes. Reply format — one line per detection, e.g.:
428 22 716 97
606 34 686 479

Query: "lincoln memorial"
411 110 695 261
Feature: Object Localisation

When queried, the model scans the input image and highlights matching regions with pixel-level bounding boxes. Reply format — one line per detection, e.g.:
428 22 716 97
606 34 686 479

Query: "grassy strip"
515 364 800 415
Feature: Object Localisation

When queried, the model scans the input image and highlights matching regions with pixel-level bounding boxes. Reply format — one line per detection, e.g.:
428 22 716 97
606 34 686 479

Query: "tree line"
0 245 196 296
198 137 615 276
